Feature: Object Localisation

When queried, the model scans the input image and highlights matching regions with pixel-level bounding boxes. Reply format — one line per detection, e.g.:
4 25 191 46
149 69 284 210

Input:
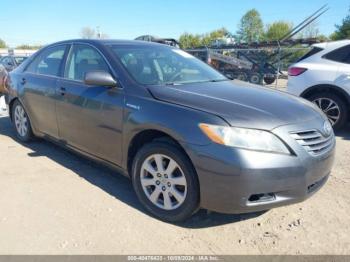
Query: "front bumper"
184 121 335 214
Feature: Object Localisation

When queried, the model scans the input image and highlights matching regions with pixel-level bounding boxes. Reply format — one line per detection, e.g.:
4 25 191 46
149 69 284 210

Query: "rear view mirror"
84 71 117 87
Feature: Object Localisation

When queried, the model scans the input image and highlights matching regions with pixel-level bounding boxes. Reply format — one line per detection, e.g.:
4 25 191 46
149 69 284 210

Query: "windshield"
109 45 227 85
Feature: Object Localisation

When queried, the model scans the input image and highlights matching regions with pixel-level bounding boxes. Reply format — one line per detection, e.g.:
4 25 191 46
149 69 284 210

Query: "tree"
265 21 293 41
16 44 43 50
99 33 110 39
237 9 264 43
179 28 231 49
330 7 350 40
0 39 6 48
80 27 96 39
316 34 329 42
178 33 201 49
201 27 230 46
302 21 320 38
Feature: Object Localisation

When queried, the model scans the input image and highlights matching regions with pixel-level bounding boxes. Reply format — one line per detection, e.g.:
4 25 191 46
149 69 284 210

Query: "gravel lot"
0 104 349 255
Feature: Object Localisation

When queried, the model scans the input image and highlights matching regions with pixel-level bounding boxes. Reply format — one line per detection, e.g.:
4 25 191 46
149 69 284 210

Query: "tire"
11 100 34 142
264 76 276 85
249 73 262 85
308 92 348 131
131 141 200 222
235 72 248 82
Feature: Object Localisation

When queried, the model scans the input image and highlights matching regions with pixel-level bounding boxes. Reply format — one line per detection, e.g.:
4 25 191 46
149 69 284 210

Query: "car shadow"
335 124 350 141
0 116 263 228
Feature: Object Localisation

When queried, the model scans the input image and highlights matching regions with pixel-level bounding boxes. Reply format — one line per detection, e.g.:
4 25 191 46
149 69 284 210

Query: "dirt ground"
0 107 349 255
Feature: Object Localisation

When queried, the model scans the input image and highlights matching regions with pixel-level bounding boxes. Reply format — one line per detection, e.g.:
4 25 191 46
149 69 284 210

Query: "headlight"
199 123 290 154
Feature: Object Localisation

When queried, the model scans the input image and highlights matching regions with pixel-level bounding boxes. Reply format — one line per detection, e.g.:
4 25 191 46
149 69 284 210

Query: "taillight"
288 67 308 76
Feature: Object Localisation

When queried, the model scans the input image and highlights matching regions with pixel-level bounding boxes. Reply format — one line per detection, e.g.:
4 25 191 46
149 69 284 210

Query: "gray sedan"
6 39 335 222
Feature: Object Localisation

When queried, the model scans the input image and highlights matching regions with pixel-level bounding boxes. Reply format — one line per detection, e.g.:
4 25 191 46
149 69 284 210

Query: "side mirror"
84 71 117 87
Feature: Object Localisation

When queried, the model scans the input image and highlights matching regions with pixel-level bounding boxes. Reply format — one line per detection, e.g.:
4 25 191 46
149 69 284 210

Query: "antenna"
279 4 329 42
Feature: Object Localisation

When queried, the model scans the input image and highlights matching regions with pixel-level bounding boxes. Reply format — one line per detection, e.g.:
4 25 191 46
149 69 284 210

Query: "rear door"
21 44 69 138
56 43 124 165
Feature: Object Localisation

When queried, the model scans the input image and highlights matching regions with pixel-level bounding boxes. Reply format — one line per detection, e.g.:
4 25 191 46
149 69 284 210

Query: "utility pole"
96 26 101 39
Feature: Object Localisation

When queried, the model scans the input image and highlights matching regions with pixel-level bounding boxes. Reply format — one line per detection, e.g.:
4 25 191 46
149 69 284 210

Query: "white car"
287 40 350 130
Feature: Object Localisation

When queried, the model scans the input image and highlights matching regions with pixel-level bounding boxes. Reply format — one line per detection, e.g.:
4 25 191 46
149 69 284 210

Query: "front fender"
121 95 228 169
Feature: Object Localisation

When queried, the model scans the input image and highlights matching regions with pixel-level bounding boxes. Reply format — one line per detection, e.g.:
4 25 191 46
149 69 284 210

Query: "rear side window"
297 47 323 62
323 45 350 64
26 45 67 77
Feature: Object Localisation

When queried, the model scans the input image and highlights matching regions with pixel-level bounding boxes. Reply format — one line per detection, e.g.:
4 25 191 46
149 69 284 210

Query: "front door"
56 44 124 165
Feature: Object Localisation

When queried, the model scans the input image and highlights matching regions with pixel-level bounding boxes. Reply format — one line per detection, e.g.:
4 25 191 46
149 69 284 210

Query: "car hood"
147 80 325 130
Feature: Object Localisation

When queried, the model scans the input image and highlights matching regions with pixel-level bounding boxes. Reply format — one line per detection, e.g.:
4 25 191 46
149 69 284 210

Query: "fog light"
248 193 275 203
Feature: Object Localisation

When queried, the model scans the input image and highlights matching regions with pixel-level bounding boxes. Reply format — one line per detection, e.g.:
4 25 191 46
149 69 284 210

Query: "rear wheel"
11 100 34 142
308 92 348 131
131 141 199 222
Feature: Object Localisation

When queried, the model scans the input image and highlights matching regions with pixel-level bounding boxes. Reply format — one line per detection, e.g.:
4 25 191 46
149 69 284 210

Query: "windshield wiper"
208 79 230 82
163 79 229 86
164 82 183 86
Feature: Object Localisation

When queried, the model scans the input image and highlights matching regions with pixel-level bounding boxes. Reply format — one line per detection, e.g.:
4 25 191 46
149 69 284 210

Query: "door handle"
59 87 66 96
20 78 26 85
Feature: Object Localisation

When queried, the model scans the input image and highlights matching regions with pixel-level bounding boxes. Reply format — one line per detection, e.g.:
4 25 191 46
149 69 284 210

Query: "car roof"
47 39 170 48
313 39 350 51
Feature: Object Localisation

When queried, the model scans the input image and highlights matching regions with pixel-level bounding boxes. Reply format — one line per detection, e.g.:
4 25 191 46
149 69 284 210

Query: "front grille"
290 130 334 156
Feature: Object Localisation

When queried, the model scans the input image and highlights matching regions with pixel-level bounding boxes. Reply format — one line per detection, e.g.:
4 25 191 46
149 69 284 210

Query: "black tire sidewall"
11 100 33 142
250 73 261 84
131 142 199 222
264 76 275 85
308 93 348 131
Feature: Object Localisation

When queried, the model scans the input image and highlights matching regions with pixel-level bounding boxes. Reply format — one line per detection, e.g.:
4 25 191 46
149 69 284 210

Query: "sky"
0 0 348 47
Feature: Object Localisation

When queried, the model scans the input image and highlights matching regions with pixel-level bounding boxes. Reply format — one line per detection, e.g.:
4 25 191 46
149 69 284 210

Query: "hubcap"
313 98 340 126
14 105 28 137
140 154 187 210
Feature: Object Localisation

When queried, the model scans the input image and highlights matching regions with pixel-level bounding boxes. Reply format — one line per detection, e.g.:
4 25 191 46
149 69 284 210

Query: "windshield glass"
109 45 227 85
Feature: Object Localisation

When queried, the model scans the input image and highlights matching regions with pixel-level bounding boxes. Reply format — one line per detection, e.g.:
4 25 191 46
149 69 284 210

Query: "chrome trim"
290 129 335 156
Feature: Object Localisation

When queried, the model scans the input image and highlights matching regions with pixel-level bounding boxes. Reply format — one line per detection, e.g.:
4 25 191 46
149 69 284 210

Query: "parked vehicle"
135 35 180 48
287 40 350 131
0 55 28 72
7 39 335 222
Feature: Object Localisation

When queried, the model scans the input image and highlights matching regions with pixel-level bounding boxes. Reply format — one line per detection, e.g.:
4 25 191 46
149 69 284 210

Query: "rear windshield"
297 47 323 62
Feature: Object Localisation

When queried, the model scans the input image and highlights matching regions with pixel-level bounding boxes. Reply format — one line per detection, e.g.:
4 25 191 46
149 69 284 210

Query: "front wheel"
309 93 348 131
11 100 34 142
131 141 199 222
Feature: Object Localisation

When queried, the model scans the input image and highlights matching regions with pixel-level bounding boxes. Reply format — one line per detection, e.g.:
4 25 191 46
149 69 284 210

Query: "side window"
64 44 109 81
323 45 350 64
26 45 67 76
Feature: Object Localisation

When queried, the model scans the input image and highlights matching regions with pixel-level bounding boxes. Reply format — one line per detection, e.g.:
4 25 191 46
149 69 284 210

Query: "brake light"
288 67 308 76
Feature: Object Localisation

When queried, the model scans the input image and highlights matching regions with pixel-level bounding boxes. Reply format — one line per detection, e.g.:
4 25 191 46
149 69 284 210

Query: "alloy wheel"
140 154 187 210
14 104 28 137
313 98 340 126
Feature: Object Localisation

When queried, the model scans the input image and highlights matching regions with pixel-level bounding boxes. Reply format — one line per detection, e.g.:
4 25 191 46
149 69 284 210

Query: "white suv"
287 40 350 130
